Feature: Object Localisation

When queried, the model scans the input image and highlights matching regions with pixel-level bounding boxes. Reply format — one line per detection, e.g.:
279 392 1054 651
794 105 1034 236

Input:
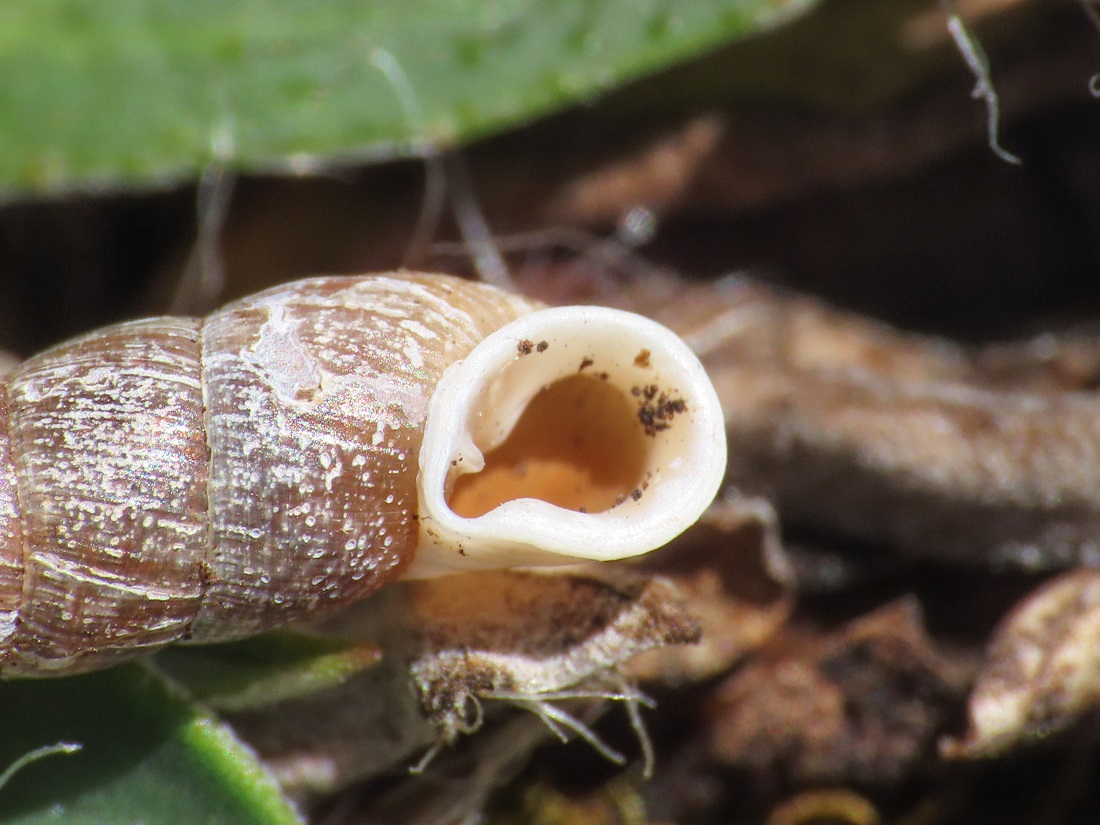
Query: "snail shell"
0 273 726 677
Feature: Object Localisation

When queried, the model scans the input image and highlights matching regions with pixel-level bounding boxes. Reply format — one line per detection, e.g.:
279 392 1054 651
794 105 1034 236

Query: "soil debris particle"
632 383 688 435
634 348 651 368
517 339 534 355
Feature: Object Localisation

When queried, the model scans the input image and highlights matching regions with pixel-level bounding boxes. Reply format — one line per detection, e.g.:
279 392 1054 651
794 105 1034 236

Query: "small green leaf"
0 0 817 197
154 631 382 711
0 665 303 824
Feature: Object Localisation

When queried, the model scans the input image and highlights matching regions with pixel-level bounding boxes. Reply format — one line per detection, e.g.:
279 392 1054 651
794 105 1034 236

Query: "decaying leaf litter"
3 1 1100 823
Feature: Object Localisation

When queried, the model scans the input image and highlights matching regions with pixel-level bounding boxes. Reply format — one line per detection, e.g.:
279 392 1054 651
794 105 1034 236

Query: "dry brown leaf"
707 599 965 786
545 115 727 223
628 493 795 684
231 571 699 799
407 571 700 741
947 568 1100 758
603 271 1100 570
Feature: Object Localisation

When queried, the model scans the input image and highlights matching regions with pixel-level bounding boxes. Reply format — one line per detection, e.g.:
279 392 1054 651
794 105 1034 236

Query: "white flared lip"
414 305 728 575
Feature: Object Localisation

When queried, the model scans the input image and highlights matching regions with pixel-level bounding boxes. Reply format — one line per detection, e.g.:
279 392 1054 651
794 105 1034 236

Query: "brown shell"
0 273 536 676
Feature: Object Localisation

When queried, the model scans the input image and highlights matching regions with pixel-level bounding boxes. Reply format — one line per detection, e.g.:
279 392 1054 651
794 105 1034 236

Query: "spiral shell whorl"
192 274 537 642
0 394 24 660
0 273 538 675
3 317 208 676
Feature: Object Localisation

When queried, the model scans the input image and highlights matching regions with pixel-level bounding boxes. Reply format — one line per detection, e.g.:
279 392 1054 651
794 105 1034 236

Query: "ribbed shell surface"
0 273 538 676
4 318 208 676
0 391 24 658
190 274 536 642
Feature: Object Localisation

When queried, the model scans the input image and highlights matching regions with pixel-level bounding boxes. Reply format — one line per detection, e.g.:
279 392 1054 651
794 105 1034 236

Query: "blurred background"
2 0 1096 355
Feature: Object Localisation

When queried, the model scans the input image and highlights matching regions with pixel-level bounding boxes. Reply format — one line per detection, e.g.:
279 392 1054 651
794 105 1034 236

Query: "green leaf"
153 631 382 712
0 665 303 824
0 0 816 198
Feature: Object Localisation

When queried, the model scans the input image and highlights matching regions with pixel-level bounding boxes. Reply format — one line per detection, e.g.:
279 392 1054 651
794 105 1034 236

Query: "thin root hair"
0 741 83 794
408 740 445 776
484 677 657 777
364 53 514 290
442 152 515 291
367 47 448 269
680 303 764 358
940 0 1021 165
431 223 660 289
171 153 235 316
523 697 628 765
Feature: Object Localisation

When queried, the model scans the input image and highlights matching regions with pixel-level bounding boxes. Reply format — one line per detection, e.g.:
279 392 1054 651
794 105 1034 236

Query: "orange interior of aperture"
447 374 649 518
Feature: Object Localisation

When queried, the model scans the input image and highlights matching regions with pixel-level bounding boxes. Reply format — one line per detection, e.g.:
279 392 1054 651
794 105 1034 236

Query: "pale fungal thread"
368 48 447 270
0 272 727 677
483 677 658 778
0 742 82 795
941 0 1021 165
